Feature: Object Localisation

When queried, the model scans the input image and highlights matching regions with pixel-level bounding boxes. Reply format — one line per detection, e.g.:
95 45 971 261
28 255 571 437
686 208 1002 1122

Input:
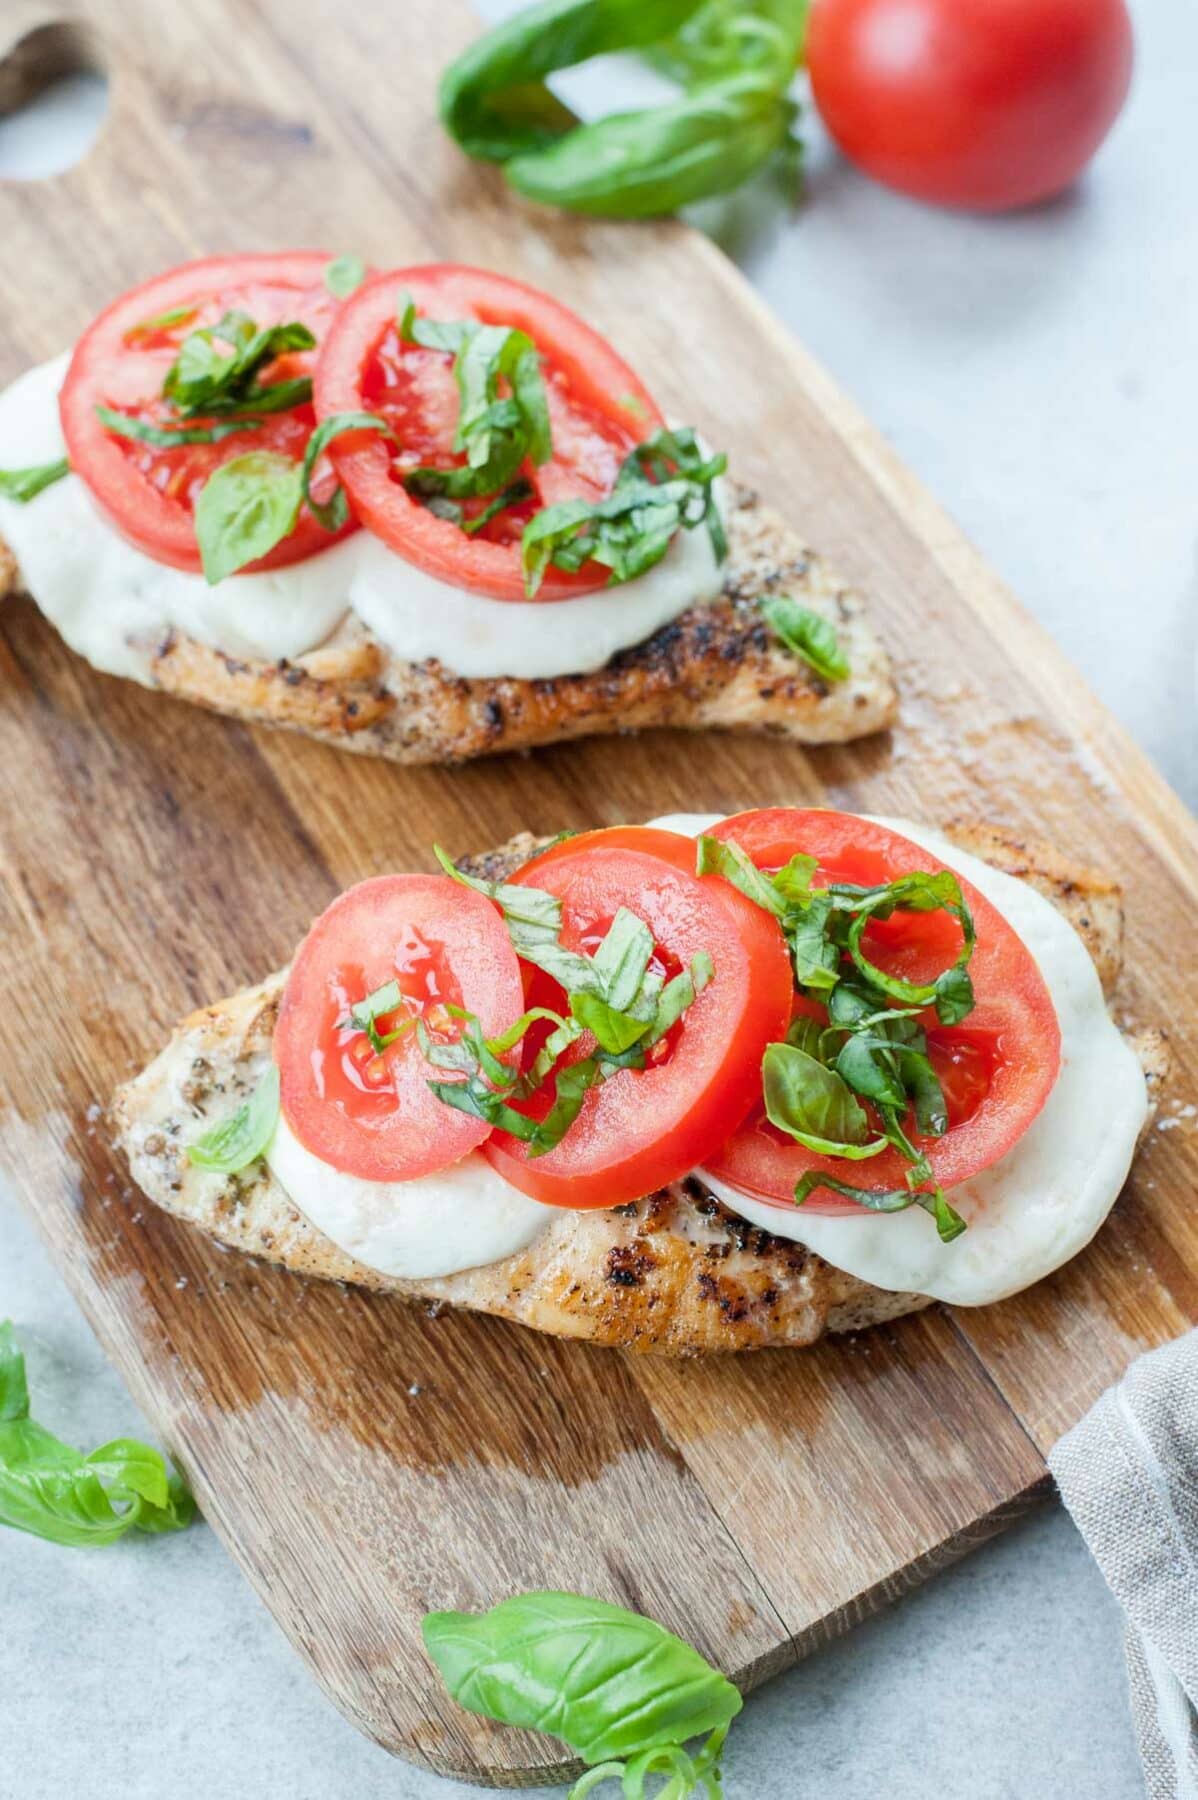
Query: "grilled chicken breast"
0 485 895 763
111 823 1167 1355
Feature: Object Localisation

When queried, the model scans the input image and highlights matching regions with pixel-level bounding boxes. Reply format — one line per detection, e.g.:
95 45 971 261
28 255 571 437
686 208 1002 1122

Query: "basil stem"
0 1322 195 1547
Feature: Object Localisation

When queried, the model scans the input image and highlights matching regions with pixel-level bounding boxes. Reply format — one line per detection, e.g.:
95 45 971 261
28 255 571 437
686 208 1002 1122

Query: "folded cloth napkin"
1050 1330 1198 1799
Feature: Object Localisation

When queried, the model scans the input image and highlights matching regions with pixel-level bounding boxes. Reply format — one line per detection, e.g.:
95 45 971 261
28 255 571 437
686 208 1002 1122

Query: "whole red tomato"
806 0 1134 211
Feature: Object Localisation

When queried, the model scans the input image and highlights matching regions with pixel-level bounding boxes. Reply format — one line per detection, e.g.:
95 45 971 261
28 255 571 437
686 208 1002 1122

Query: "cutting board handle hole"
0 21 108 181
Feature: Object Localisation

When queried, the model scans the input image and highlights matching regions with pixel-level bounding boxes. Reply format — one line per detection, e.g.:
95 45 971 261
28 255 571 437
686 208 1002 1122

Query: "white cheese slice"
266 1114 548 1280
0 355 727 685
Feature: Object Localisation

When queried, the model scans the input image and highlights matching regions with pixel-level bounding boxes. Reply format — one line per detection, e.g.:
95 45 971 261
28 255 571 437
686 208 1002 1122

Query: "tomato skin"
314 264 665 602
807 0 1133 211
275 874 524 1183
700 810 1062 1213
482 827 793 1208
60 252 356 574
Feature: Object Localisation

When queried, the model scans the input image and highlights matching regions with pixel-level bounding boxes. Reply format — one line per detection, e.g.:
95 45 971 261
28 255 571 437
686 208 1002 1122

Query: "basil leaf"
785 1014 825 1060
422 1588 742 1764
188 1065 280 1173
299 410 393 532
934 964 975 1026
324 253 366 298
0 458 70 502
164 313 316 418
793 1171 920 1215
569 991 652 1055
0 1322 194 1548
845 871 975 1011
590 907 655 1011
924 1187 967 1243
763 1041 888 1160
434 845 599 994
193 451 303 584
834 1031 907 1111
898 1047 949 1139
126 303 196 340
345 978 416 1054
95 406 263 449
508 69 796 217
761 593 850 682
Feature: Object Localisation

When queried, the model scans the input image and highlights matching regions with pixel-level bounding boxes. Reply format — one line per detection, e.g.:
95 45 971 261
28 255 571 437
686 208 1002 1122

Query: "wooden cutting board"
1 0 1195 1785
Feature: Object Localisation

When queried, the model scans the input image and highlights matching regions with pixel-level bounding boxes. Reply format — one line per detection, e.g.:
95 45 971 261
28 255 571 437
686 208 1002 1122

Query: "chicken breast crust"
111 823 1167 1355
0 485 896 763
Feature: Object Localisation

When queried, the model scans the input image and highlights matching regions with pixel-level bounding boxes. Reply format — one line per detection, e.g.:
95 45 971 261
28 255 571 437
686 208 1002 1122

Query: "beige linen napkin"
1050 1331 1198 1799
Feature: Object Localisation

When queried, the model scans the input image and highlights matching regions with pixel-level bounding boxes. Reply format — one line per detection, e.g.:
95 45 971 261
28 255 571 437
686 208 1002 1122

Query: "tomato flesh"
275 874 524 1183
314 265 666 601
700 810 1062 1214
807 0 1134 212
60 252 356 574
482 827 793 1208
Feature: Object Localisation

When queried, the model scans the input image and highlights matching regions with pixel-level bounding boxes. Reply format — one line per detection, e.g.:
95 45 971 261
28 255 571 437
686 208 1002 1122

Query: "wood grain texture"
0 0 1194 1783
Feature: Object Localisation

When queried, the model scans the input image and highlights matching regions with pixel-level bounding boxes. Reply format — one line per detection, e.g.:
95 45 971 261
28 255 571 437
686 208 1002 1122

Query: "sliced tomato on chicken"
481 827 792 1208
700 810 1062 1214
60 252 355 574
275 874 524 1183
313 264 665 601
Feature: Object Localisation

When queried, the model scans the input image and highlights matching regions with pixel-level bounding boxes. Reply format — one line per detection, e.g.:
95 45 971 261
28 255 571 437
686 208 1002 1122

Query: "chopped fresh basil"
0 458 70 502
164 311 316 418
423 1589 741 1798
188 1065 280 1173
398 296 552 506
345 979 413 1054
760 593 850 682
432 477 535 536
696 835 790 917
324 253 367 298
95 405 263 449
522 426 726 597
193 451 303 584
299 410 394 532
0 1322 195 1548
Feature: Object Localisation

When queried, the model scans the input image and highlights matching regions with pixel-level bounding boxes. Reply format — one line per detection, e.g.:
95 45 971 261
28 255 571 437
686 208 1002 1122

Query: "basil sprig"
0 1322 195 1548
428 847 713 1153
398 294 552 507
440 0 801 218
188 1064 280 1173
424 1589 741 1798
0 458 70 502
697 835 975 1241
761 593 850 682
522 426 726 597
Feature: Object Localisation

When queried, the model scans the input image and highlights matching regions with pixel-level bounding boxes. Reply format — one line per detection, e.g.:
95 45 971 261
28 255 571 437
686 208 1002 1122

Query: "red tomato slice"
60 252 356 574
275 874 524 1183
481 827 793 1208
313 264 665 602
701 810 1061 1214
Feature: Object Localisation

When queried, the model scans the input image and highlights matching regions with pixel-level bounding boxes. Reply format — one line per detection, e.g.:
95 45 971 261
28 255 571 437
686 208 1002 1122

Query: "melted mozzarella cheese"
689 817 1148 1306
0 356 727 685
267 1114 548 1279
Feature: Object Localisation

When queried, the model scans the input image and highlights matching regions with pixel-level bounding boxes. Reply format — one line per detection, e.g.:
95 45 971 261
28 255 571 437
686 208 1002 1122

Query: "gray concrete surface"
3 0 1193 1792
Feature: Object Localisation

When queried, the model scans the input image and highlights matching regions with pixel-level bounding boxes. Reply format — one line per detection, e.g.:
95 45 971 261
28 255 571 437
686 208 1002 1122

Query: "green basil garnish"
188 1064 280 1172
424 1589 741 1797
163 311 316 418
126 303 196 340
760 593 850 682
94 406 263 449
398 295 552 507
193 451 303 585
0 1321 195 1548
521 426 726 597
794 1170 967 1244
299 410 394 532
0 458 70 502
323 253 367 298
762 1041 889 1161
439 0 800 218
